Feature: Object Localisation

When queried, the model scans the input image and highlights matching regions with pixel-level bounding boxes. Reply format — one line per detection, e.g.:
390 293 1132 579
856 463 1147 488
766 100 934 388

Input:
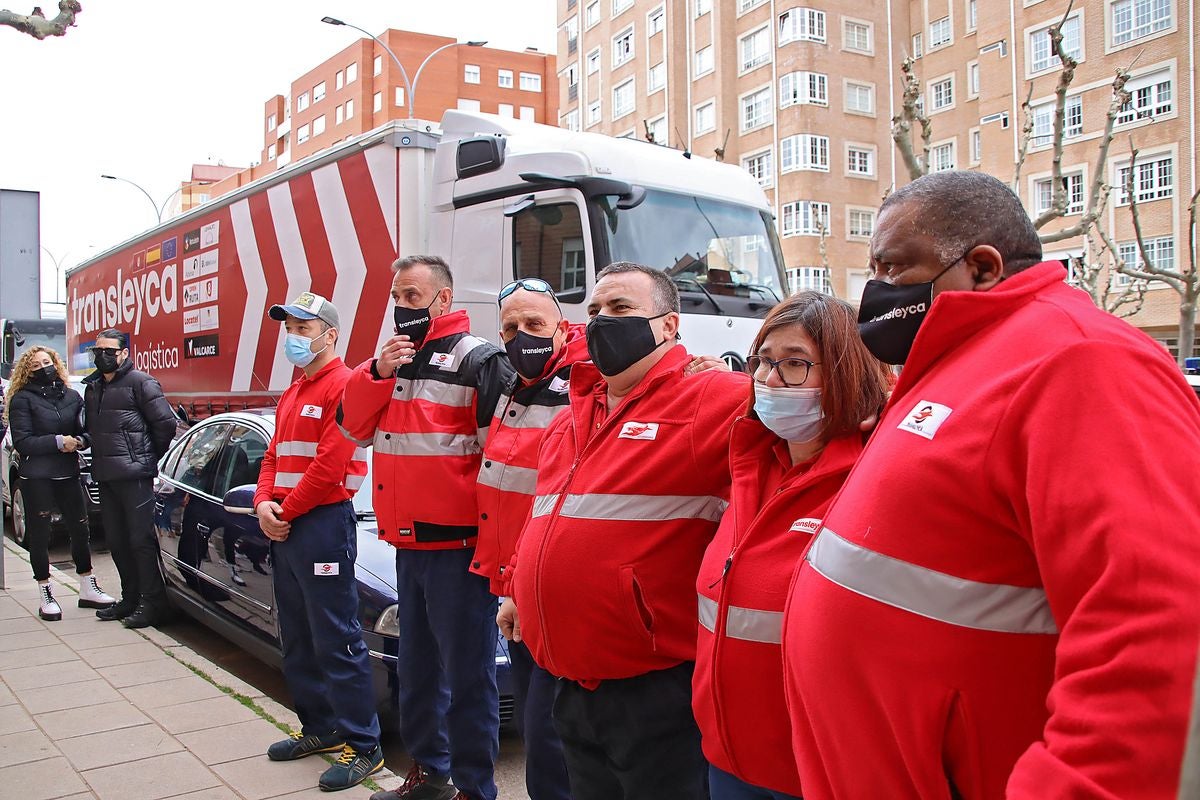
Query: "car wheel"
11 484 29 549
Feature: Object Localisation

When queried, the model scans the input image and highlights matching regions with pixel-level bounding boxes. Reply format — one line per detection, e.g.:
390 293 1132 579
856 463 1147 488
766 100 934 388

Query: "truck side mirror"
457 136 506 180
555 287 586 305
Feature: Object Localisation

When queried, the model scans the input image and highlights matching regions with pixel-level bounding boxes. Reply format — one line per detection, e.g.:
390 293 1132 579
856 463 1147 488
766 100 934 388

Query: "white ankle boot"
38 583 62 621
78 574 115 609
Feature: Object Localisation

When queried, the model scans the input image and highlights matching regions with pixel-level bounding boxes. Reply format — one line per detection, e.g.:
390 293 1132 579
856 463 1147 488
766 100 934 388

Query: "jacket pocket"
619 564 656 651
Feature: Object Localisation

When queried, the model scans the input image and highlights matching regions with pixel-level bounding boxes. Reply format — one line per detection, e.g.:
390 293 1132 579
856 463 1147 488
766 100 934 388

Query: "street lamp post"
99 174 183 225
320 17 485 119
40 246 68 305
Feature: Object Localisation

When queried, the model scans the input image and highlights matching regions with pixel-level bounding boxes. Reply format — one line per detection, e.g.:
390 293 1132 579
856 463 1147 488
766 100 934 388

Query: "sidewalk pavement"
0 540 410 800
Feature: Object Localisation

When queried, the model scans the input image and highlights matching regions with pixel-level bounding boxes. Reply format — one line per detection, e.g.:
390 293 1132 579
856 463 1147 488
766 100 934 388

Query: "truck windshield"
2 318 67 379
595 189 788 317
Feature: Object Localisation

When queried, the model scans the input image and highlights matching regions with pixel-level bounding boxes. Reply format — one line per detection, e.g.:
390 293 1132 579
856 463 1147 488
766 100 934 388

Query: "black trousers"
552 661 707 800
98 477 164 604
21 477 92 582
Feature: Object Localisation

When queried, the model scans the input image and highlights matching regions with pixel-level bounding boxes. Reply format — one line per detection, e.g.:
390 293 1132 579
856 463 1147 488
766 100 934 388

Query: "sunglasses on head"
498 278 558 306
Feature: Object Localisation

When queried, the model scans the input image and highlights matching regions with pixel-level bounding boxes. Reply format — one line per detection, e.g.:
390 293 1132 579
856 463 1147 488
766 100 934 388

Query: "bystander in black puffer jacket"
9 380 86 479
82 359 177 482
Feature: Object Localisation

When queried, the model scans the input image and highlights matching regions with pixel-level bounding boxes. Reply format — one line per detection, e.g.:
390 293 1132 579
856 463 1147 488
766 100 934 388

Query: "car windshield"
595 189 788 314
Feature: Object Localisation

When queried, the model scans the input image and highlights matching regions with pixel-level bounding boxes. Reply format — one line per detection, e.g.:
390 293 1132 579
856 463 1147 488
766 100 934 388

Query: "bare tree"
0 1 80 38
891 56 931 181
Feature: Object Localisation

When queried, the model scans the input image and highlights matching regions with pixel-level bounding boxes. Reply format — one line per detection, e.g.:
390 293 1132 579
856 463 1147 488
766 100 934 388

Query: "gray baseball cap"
268 291 340 328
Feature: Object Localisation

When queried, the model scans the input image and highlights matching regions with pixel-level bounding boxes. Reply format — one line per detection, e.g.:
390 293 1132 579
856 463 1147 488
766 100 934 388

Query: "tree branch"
1012 83 1037 192
0 1 81 39
890 56 930 180
1033 2 1079 228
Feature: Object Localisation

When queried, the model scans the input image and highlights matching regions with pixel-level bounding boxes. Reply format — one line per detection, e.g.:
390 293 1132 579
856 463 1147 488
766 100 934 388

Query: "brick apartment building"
194 28 557 204
554 0 1197 354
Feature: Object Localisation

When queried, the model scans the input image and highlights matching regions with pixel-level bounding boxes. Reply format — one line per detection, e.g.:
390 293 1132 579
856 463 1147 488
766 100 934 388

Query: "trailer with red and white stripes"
67 110 788 416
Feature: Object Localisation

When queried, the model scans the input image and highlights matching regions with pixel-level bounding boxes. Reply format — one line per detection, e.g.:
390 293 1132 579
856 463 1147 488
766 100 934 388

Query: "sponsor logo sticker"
547 376 569 394
183 276 219 308
618 421 659 440
183 228 201 253
201 220 220 248
314 562 339 576
183 334 219 359
300 405 323 419
161 237 178 261
898 400 953 440
789 517 823 535
430 352 456 371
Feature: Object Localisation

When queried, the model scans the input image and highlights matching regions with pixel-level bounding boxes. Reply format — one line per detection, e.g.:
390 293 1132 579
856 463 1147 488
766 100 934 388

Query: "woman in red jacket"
693 291 890 799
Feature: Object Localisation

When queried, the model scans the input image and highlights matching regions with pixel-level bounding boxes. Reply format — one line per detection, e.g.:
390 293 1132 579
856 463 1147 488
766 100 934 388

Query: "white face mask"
753 385 824 443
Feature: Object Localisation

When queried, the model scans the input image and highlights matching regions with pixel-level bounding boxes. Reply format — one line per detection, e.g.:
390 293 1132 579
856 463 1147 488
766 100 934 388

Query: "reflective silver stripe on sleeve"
450 335 489 362
352 447 370 463
274 472 304 488
531 494 560 518
394 378 475 408
493 401 565 430
337 422 374 447
372 431 482 457
697 594 783 644
276 441 319 457
806 528 1058 635
558 493 728 523
478 426 490 448
478 460 539 495
345 474 366 490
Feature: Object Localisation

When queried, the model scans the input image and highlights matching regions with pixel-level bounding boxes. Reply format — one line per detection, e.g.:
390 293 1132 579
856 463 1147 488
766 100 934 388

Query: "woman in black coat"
3 346 114 620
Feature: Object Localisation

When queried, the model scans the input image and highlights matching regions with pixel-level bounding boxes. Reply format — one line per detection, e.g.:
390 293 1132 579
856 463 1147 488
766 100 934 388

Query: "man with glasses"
498 262 749 800
81 328 177 628
339 256 512 800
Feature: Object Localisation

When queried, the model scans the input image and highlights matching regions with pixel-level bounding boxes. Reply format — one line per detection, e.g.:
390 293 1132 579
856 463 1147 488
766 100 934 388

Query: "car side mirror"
555 287 586 305
222 484 258 515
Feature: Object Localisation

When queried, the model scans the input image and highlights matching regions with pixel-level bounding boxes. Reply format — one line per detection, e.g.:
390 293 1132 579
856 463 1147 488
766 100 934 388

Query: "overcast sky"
0 0 556 304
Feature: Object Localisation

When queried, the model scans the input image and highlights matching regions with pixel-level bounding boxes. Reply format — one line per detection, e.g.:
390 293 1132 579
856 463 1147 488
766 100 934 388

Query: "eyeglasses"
498 278 558 306
90 347 120 356
746 355 820 387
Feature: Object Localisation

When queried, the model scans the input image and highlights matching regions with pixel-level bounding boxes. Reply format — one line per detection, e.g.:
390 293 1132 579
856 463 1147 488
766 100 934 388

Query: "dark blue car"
152 409 513 726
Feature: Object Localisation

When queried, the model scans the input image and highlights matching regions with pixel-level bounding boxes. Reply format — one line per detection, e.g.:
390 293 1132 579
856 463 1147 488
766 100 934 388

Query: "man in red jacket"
783 171 1200 799
253 292 381 792
338 256 512 800
500 261 748 800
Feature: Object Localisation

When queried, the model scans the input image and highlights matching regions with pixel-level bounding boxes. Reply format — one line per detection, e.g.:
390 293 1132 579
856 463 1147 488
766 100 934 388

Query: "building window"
313 81 327 103
742 149 774 187
929 16 952 48
521 106 536 122
346 62 358 83
780 72 828 107
312 115 326 136
586 0 600 27
970 128 982 163
499 103 515 117
268 143 277 161
929 77 954 111
843 19 872 52
1112 0 1172 44
967 61 981 96
787 267 833 293
912 32 923 57
648 62 666 93
1032 95 1083 145
647 115 668 144
739 0 767 12
779 7 826 43
395 87 406 107
741 86 773 131
588 100 602 126
373 55 382 76
648 5 665 34
457 98 482 112
845 81 874 113
297 123 310 144
847 145 875 176
296 92 309 112
929 141 955 172
1117 69 1173 124
520 72 543 92
613 0 633 14
613 27 634 66
565 109 581 131
695 101 715 134
695 45 714 76
696 0 712 17
1035 171 1084 215
336 70 344 90
848 208 875 238
781 201 831 237
373 92 382 113
586 50 601 75
740 26 771 72
613 78 636 119
465 64 481 84
1029 15 1081 74
498 69 514 88
345 99 354 120
780 134 829 172
1118 236 1174 273
266 113 276 131
336 104 344 125
1116 154 1174 204
967 0 978 31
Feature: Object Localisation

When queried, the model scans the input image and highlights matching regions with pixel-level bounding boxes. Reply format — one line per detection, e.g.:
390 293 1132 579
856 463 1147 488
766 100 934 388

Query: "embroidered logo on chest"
547 376 569 394
430 352 456 371
300 404 323 419
618 421 659 440
898 400 953 440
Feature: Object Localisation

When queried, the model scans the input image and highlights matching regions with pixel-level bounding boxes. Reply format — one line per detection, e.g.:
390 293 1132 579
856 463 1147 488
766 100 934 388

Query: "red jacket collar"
523 323 589 386
569 343 691 408
423 308 473 345
302 357 346 384
729 416 865 488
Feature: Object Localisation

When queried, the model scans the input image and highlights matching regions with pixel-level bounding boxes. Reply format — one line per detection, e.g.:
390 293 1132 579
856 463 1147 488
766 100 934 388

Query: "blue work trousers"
510 639 572 800
395 547 499 800
709 765 804 800
271 501 380 752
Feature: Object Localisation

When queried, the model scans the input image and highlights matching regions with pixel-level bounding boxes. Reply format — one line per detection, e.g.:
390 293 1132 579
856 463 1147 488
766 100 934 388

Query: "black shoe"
319 744 384 792
370 765 453 800
96 598 138 621
266 730 345 761
121 599 164 629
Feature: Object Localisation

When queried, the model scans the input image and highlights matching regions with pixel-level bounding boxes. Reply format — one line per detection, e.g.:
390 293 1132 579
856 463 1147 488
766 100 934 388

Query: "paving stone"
0 703 36 736
0 642 76 670
266 785 378 799
0 615 44 635
145 695 260 734
0 629 60 652
0 755 87 800
35 700 150 739
0 681 14 706
82 750 220 800
163 788 241 800
56 722 182 771
120 675 224 710
17 678 124 715
76 642 167 669
1 659 99 691
98 656 194 688
177 718 294 765
0 727 59 768
61 626 145 652
212 754 330 800
0 597 31 620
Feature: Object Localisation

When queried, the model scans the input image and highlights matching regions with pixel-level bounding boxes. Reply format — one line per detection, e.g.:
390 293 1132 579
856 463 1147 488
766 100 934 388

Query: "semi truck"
66 110 789 416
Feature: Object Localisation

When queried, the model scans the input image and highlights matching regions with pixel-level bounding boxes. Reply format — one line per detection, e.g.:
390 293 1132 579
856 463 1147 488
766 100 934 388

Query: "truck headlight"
374 604 399 637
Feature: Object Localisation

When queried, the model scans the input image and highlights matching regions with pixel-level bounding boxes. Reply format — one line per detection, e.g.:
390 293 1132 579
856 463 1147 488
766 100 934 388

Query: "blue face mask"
284 331 329 367
753 385 824 443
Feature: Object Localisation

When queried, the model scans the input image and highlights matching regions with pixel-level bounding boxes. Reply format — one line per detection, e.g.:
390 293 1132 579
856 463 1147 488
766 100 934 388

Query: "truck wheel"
11 484 29 549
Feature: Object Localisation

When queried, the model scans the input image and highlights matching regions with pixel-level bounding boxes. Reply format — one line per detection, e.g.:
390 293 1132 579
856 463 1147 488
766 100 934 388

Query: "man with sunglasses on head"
82 328 178 628
339 255 512 800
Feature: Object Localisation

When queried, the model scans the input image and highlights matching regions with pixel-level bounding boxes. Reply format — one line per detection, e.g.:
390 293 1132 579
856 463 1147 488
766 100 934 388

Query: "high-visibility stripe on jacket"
472 325 589 597
254 358 366 520
693 419 863 797
510 345 749 686
336 309 513 550
781 262 1200 800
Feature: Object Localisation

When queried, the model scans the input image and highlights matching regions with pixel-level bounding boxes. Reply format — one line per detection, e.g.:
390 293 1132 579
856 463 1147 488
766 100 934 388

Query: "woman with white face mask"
692 292 891 800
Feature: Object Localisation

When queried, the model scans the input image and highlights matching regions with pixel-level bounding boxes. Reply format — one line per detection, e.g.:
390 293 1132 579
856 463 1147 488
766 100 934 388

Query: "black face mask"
93 350 120 374
857 258 963 365
586 312 669 377
30 365 58 385
505 329 559 381
393 297 437 347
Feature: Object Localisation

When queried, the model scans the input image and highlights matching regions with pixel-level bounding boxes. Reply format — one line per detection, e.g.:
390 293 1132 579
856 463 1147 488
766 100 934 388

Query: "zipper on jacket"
707 554 733 589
